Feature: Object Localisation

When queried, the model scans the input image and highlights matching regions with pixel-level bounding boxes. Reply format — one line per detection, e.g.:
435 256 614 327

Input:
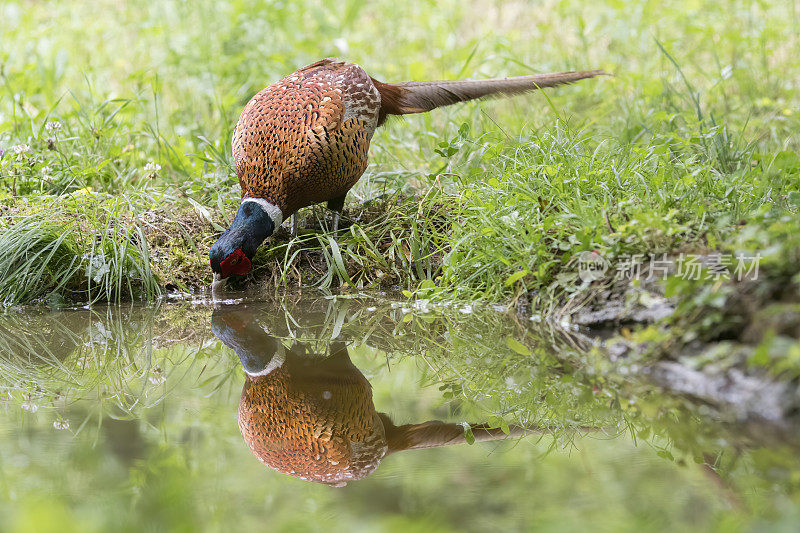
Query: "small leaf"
499 419 510 435
657 449 674 461
463 424 475 445
505 269 528 286
187 197 225 231
506 337 532 356
419 279 435 290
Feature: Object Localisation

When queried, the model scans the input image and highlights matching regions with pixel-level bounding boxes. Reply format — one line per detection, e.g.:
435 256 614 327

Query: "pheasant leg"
326 194 346 236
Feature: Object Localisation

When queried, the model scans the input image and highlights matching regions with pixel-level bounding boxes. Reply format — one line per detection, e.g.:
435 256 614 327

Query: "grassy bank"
1 1 799 344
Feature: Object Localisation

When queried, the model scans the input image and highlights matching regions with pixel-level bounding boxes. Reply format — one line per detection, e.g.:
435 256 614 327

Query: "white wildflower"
143 160 161 178
500 211 520 225
53 418 70 430
333 38 349 54
40 165 53 181
45 121 62 134
21 398 38 412
413 299 431 313
12 144 31 156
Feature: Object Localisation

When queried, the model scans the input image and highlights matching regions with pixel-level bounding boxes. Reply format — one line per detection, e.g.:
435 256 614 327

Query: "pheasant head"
209 199 282 284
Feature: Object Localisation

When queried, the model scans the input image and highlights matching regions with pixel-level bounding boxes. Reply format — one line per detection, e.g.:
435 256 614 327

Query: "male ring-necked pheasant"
210 57 604 283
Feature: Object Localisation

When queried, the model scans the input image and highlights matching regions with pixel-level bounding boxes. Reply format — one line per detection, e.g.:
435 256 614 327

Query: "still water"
0 295 798 531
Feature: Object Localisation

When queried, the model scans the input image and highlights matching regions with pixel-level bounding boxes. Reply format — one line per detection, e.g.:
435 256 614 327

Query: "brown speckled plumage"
211 58 604 279
233 58 379 217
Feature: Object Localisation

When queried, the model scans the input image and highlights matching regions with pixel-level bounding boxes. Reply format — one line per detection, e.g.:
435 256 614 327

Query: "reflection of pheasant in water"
212 308 529 486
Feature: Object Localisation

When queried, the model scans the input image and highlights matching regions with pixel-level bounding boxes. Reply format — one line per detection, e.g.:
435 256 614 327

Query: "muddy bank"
145 195 449 294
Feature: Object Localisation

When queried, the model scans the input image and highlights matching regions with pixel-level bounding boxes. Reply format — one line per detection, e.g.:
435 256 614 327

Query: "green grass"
0 193 162 304
0 0 798 308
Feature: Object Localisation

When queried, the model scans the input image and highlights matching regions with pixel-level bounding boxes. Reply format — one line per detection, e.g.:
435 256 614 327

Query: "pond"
0 294 797 531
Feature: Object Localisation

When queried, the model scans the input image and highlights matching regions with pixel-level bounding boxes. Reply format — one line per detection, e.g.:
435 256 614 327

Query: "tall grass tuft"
0 212 82 305
0 194 161 305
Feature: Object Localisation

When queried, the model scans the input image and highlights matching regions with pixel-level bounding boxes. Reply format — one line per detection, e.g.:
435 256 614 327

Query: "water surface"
0 295 797 531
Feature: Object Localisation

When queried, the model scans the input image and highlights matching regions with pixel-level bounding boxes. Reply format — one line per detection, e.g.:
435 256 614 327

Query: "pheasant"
210 58 605 284
211 307 532 486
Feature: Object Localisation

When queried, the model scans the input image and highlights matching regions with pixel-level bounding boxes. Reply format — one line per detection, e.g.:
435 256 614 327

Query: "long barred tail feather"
373 69 606 125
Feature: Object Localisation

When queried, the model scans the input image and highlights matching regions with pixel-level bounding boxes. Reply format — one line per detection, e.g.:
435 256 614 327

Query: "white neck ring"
241 198 283 228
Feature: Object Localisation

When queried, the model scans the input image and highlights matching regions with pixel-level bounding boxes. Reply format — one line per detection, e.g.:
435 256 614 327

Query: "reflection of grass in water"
0 295 793 461
0 304 225 428
0 297 799 528
226 296 636 449
0 297 614 445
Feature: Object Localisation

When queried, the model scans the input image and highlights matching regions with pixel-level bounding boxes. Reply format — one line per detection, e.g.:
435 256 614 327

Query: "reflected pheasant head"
211 307 528 486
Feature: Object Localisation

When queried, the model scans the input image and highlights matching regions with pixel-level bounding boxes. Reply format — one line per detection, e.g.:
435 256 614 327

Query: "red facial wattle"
220 248 252 278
